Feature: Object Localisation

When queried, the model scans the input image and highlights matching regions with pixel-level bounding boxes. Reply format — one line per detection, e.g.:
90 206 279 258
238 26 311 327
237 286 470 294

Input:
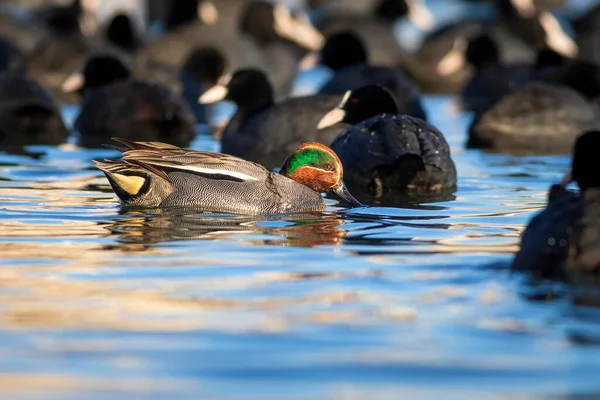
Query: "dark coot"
70 54 196 147
311 0 435 68
468 81 600 153
513 130 600 279
461 33 532 114
104 13 141 52
199 68 347 169
318 31 427 121
138 1 322 98
23 2 133 105
318 85 457 196
0 72 68 147
179 46 227 124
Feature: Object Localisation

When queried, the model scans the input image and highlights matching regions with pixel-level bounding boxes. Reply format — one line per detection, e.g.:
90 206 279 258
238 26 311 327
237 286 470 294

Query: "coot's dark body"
512 186 581 279
76 81 196 148
468 82 600 153
0 72 68 147
331 114 457 194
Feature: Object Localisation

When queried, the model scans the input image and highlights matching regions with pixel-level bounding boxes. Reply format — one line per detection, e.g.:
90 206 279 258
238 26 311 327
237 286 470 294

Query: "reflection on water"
108 210 347 248
4 95 600 399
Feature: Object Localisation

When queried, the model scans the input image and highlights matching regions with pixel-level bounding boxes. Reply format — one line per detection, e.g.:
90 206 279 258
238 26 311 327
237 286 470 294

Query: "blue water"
3 90 599 399
3 0 600 396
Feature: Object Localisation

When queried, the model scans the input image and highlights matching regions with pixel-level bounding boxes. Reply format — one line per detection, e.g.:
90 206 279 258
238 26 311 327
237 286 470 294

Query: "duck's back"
319 64 426 120
75 80 196 146
162 170 325 214
469 82 600 153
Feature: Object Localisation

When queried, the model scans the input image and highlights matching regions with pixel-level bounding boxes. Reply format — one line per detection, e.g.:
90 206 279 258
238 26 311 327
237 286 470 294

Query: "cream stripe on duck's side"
94 138 363 214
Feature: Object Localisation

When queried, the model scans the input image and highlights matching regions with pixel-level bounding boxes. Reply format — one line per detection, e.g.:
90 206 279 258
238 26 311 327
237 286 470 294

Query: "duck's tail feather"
110 137 182 152
93 159 173 206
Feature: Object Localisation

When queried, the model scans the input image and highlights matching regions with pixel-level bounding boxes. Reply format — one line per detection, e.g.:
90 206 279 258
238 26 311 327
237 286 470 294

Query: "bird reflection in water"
105 208 346 250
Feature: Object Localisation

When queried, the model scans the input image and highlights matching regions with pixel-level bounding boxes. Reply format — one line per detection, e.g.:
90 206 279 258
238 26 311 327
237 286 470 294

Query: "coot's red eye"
351 98 358 104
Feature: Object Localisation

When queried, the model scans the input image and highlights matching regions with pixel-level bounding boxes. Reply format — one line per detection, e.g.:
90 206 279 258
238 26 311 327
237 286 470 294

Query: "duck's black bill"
332 182 363 208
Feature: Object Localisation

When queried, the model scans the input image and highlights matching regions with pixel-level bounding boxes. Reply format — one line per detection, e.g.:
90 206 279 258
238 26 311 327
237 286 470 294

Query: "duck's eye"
323 163 335 171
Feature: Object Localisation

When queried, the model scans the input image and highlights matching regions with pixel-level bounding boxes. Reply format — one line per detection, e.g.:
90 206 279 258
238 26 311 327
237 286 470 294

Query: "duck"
468 79 600 154
198 68 347 169
65 54 196 148
317 85 457 196
94 138 363 214
0 72 69 148
512 130 600 279
317 31 427 121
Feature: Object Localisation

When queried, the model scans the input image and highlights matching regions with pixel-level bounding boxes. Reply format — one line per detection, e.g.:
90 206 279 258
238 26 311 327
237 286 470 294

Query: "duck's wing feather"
113 141 269 183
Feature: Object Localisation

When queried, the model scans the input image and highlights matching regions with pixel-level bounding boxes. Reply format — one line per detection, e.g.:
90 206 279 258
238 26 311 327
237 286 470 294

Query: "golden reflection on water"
107 210 347 248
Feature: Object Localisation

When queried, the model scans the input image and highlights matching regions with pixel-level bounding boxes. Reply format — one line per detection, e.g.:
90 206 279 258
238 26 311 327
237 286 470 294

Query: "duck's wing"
112 140 269 183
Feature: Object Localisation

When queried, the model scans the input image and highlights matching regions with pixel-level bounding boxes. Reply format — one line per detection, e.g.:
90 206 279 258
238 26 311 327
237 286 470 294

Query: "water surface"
3 92 598 399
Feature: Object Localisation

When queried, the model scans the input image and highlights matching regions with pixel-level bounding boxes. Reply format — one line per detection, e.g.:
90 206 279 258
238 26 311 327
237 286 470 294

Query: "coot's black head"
183 47 227 87
374 0 409 22
63 55 130 96
320 31 368 72
571 130 600 190
106 13 139 52
318 85 399 128
199 68 274 110
83 55 130 90
241 1 323 50
465 34 499 70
